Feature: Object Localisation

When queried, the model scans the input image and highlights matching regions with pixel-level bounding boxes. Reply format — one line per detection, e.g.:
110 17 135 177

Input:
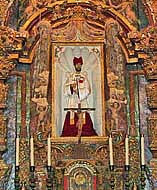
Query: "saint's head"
73 57 83 73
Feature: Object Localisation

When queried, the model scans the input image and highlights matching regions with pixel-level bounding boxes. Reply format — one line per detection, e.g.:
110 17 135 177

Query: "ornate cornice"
0 26 24 55
19 0 137 32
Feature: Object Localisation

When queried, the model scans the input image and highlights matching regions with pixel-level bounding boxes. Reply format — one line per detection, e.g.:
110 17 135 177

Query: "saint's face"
74 62 82 72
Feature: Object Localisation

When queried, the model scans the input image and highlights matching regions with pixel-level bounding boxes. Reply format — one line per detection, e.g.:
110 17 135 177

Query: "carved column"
146 82 157 186
127 25 157 187
143 49 157 187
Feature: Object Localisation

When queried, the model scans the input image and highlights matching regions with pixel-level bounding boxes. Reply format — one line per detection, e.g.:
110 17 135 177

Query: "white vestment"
64 71 91 121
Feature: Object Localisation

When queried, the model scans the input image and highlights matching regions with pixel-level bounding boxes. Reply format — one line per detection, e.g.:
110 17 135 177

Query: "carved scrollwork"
128 27 157 52
0 113 6 137
145 82 157 109
95 146 108 164
0 159 10 183
0 0 10 25
129 137 140 181
127 27 157 80
150 159 157 183
0 26 23 55
0 113 7 151
142 56 157 80
0 58 15 79
147 113 157 149
0 80 9 108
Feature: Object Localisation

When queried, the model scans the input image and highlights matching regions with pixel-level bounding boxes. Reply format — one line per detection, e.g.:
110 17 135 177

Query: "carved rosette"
145 82 157 109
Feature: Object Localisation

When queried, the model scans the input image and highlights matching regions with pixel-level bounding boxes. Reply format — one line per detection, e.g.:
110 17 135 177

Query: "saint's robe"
61 72 97 137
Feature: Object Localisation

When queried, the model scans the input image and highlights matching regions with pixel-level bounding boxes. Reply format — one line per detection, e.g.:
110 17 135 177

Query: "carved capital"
146 82 157 109
128 28 157 79
0 26 23 56
129 27 157 51
0 58 15 79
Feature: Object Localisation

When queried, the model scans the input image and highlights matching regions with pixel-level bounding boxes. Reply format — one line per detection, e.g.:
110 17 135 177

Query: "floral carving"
0 26 23 56
128 26 157 52
0 0 10 25
0 114 6 137
148 113 157 148
0 113 7 151
142 56 157 80
0 81 9 108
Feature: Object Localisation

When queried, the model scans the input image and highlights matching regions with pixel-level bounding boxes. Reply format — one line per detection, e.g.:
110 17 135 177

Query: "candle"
109 135 114 166
47 135 51 166
125 135 129 165
30 136 34 166
141 134 145 165
15 137 20 166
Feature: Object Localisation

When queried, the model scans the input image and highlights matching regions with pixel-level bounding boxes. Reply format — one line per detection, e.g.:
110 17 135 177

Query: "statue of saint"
61 56 97 137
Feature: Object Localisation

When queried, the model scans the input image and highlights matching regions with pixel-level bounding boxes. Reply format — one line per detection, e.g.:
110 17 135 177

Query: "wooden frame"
51 42 107 142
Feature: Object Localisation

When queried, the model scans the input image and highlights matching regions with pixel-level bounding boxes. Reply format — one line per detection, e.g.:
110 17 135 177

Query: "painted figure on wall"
72 172 89 190
69 169 93 190
54 46 104 137
61 56 97 137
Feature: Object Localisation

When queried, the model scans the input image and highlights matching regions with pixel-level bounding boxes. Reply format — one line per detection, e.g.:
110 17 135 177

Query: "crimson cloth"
61 111 97 137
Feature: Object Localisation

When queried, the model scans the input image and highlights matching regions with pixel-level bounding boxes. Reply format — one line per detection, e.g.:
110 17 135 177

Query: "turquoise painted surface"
1 64 30 189
2 76 17 190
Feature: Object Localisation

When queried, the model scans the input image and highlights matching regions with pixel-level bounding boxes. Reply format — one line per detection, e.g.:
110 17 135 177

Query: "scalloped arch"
20 0 136 33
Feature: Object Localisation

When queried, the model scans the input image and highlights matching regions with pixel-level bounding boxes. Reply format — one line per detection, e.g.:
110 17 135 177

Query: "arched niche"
64 161 97 190
9 0 139 143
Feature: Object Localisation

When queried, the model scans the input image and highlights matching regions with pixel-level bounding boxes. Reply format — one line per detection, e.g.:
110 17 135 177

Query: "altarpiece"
0 0 157 189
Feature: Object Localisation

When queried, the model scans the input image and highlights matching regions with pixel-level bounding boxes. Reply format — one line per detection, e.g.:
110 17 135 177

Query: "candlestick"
141 135 145 166
109 135 114 166
15 166 20 190
30 136 34 167
140 165 146 189
47 166 53 190
16 137 20 166
47 135 51 166
125 135 129 166
29 166 35 190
